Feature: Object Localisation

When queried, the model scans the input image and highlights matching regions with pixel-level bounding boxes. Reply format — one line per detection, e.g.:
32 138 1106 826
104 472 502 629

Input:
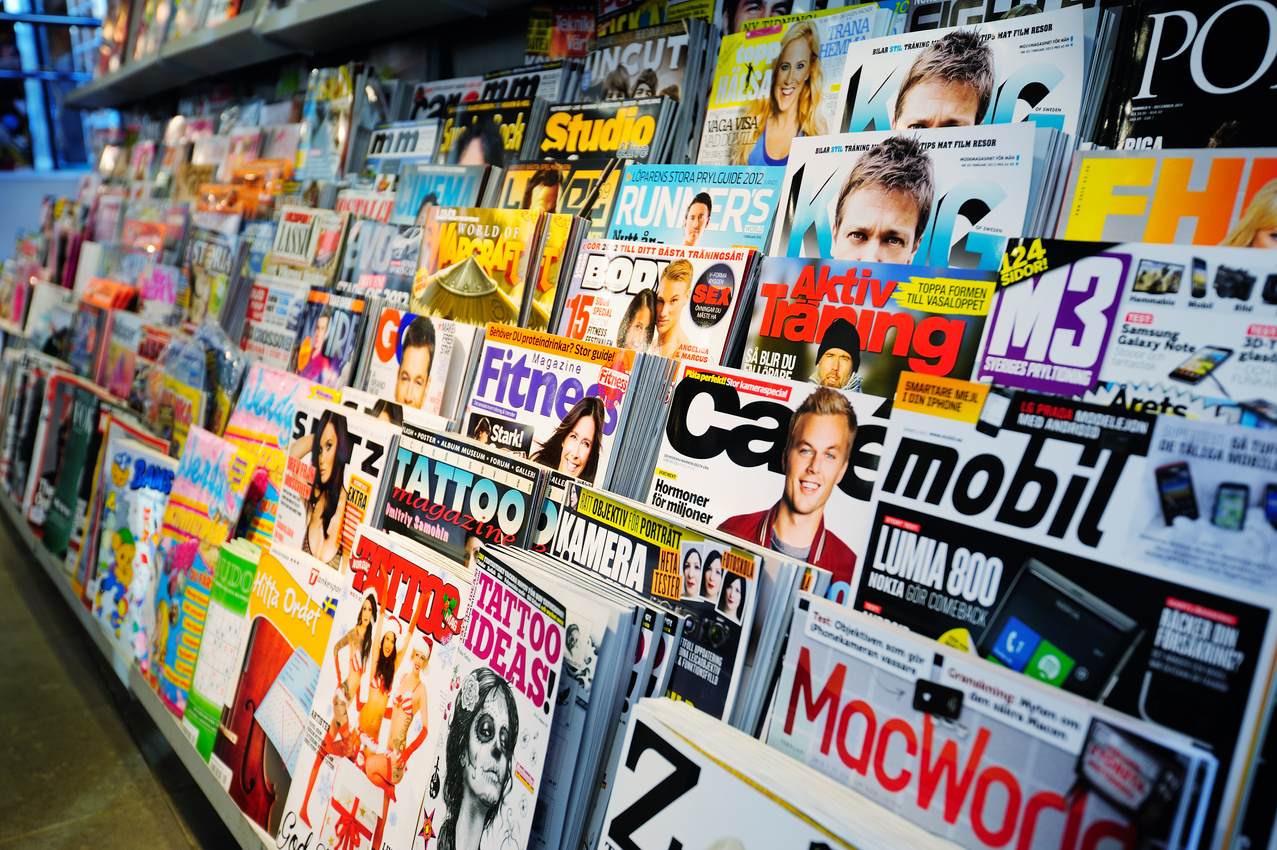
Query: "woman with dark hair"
439 668 520 850
371 398 404 427
719 572 746 621
616 288 657 351
288 408 350 571
530 396 605 483
682 547 703 600
364 632 429 847
357 616 408 755
701 550 724 603
299 592 379 826
471 416 493 445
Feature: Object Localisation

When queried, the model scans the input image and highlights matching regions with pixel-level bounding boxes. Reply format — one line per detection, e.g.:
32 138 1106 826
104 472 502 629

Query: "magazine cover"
275 396 399 574
362 119 442 183
647 364 890 601
742 256 996 394
68 303 108 380
769 125 1035 270
150 427 252 709
462 323 636 486
23 373 82 525
41 386 101 557
482 59 577 101
299 65 355 183
906 0 1097 29
526 5 593 61
290 288 367 389
1097 0 1277 149
223 363 313 545
361 307 461 417
769 593 1217 850
338 220 420 303
412 206 544 327
1057 148 1277 246
379 422 546 561
438 98 543 169
334 188 396 223
208 544 342 836
581 21 690 100
699 7 885 167
410 76 484 122
855 372 1277 850
556 239 754 362
834 5 1085 137
550 483 759 720
261 205 351 290
976 240 1277 403
277 524 473 850
185 226 241 328
242 273 309 370
98 312 170 411
528 211 577 332
496 159 626 241
537 98 671 162
606 164 783 250
388 164 491 227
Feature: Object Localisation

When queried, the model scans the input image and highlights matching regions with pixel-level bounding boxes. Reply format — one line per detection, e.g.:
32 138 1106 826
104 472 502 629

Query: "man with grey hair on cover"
892 30 995 130
830 135 935 265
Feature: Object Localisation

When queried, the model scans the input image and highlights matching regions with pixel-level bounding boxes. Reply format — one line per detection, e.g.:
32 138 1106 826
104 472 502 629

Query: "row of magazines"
1 313 1277 850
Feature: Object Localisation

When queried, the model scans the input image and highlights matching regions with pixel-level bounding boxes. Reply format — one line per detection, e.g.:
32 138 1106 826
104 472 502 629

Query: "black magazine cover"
438 98 547 169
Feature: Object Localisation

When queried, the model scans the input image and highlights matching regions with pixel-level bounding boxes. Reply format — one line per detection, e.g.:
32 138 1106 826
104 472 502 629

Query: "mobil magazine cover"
770 125 1034 270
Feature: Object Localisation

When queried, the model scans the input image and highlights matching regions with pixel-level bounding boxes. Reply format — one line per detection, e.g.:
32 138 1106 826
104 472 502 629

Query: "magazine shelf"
161 14 293 79
0 490 271 850
66 55 199 109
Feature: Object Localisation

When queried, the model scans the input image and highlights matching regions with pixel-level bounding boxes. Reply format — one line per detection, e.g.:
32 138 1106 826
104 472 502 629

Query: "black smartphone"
976 386 1013 437
1266 484 1277 530
1155 462 1198 524
1212 483 1249 531
1168 346 1233 384
1191 257 1207 298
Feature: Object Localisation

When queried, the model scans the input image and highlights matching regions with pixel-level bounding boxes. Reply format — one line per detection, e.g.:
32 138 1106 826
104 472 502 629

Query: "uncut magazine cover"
1096 0 1277 150
554 239 754 363
834 5 1085 137
1056 148 1277 246
646 364 889 601
548 483 760 720
275 396 400 574
606 164 783 250
387 164 491 227
412 207 544 327
698 7 885 167
581 21 689 102
378 422 546 561
740 256 996 395
769 125 1035 270
854 373 1277 850
461 324 636 487
496 159 626 242
975 240 1277 403
276 525 472 850
537 98 673 163
768 593 1218 850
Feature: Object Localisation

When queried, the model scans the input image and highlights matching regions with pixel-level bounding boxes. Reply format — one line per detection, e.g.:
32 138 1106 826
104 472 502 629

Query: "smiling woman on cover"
531 396 605 484
288 408 350 571
735 21 825 167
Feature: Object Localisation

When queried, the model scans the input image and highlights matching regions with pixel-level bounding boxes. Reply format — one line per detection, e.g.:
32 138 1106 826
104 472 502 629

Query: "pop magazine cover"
769 125 1035 270
555 239 754 363
462 323 637 488
276 524 472 850
606 164 784 251
646 364 891 602
741 256 996 395
698 6 887 167
275 395 400 574
976 240 1277 404
769 593 1217 850
853 373 1277 850
835 5 1085 137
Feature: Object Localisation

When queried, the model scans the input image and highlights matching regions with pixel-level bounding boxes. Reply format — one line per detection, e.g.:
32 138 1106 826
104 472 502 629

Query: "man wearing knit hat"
811 318 862 392
718 388 857 588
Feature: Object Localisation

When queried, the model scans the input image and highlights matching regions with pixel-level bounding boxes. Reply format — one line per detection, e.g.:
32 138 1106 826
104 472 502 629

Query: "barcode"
180 718 199 747
208 754 233 791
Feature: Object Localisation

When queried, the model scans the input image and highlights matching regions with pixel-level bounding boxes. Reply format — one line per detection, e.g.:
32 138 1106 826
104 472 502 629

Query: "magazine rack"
65 0 528 109
0 491 274 850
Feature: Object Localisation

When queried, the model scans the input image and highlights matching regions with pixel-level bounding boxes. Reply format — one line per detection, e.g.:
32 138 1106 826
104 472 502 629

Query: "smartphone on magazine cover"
1211 482 1249 531
1265 484 1277 530
1155 462 1199 524
1191 257 1207 298
1168 346 1232 384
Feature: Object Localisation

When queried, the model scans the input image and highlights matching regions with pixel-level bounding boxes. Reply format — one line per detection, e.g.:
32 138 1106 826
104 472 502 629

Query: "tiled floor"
0 517 236 849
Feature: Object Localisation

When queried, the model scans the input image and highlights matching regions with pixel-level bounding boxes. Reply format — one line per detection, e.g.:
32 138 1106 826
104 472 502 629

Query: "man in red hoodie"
718 387 856 587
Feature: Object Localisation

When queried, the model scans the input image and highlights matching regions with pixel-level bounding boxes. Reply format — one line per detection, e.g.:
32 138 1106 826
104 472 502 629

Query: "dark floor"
0 514 238 848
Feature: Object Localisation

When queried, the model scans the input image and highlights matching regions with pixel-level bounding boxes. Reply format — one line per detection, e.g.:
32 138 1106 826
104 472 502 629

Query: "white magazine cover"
768 124 1035 270
555 239 754 363
768 593 1217 850
646 363 890 603
276 396 399 574
410 77 484 122
362 307 469 418
242 273 309 371
462 324 637 487
834 4 1085 138
698 5 886 167
605 164 785 251
277 525 471 850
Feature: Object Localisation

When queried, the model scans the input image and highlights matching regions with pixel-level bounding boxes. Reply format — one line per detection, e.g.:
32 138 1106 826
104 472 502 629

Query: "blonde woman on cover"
1224 179 1277 249
735 22 826 167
